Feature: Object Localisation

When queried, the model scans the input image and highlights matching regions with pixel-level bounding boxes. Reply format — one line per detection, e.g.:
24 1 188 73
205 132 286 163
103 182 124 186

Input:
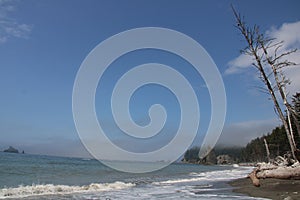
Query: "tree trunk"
260 41 298 159
256 166 300 179
249 169 260 187
254 50 297 160
264 138 271 163
249 162 300 187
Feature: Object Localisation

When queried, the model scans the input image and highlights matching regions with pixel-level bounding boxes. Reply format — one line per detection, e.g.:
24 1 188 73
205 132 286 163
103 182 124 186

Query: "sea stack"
3 146 19 153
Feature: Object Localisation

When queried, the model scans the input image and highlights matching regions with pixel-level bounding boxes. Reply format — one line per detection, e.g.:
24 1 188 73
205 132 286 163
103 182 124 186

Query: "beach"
230 177 300 200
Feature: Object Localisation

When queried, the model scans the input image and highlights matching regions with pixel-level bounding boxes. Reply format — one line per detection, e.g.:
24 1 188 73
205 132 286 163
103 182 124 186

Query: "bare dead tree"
231 6 299 161
263 138 271 163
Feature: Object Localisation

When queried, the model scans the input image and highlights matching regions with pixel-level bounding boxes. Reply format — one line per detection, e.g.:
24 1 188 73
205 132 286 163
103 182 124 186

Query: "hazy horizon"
1 0 299 160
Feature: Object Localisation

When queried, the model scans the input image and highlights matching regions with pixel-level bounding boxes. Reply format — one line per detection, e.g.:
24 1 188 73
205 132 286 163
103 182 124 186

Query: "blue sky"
0 0 300 158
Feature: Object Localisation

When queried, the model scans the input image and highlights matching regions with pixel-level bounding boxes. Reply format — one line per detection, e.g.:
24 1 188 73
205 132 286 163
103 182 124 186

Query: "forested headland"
183 93 300 165
183 125 299 165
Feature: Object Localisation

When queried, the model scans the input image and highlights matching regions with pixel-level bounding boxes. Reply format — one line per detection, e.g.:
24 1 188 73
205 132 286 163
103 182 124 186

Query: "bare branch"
273 48 297 64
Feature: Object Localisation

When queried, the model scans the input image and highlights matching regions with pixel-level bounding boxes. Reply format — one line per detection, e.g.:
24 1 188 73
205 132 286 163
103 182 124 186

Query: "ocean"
0 152 264 199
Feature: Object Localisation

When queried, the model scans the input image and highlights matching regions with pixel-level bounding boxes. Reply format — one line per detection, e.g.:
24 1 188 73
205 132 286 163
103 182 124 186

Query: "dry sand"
230 178 300 200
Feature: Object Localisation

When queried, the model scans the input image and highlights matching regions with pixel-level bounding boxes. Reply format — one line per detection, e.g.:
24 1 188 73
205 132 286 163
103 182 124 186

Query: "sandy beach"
230 178 300 200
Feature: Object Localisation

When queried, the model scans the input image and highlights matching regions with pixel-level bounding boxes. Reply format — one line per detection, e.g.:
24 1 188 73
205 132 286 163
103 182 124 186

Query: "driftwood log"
249 169 260 187
249 160 300 187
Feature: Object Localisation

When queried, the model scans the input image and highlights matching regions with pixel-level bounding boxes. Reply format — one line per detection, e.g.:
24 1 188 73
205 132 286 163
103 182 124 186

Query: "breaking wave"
0 181 135 199
153 167 253 185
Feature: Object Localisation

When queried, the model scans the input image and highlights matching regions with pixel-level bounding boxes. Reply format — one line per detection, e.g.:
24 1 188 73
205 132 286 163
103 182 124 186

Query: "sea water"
0 152 265 199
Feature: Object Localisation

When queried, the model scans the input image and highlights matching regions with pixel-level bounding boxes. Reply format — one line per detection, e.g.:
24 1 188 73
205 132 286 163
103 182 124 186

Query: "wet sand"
229 178 300 200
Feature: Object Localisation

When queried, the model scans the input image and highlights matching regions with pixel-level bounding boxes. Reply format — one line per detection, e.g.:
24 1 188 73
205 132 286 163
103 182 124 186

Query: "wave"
153 167 253 185
0 181 135 199
0 166 254 199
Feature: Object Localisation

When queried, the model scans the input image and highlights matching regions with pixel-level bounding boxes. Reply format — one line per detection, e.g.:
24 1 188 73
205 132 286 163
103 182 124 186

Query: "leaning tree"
232 6 299 161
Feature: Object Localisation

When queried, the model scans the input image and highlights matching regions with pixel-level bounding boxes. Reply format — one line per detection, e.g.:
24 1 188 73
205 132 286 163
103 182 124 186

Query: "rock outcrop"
3 146 19 153
199 150 217 165
217 154 233 165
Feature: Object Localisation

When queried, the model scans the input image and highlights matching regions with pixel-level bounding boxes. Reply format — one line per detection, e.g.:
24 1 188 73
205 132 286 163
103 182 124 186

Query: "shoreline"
229 177 300 200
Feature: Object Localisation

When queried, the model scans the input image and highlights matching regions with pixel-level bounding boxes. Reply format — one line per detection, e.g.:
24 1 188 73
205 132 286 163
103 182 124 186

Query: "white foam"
0 181 135 199
154 167 253 185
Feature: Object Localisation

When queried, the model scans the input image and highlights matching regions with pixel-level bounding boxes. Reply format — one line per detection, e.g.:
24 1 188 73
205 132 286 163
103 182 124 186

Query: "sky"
0 0 300 158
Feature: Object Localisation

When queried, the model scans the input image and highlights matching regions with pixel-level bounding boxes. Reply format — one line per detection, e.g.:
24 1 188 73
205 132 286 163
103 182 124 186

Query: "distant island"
3 146 19 153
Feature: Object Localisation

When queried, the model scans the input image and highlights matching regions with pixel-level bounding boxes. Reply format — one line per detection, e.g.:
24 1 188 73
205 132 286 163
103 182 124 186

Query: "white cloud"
269 22 300 96
268 21 300 48
226 54 253 74
217 118 280 147
0 0 32 43
226 21 300 95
